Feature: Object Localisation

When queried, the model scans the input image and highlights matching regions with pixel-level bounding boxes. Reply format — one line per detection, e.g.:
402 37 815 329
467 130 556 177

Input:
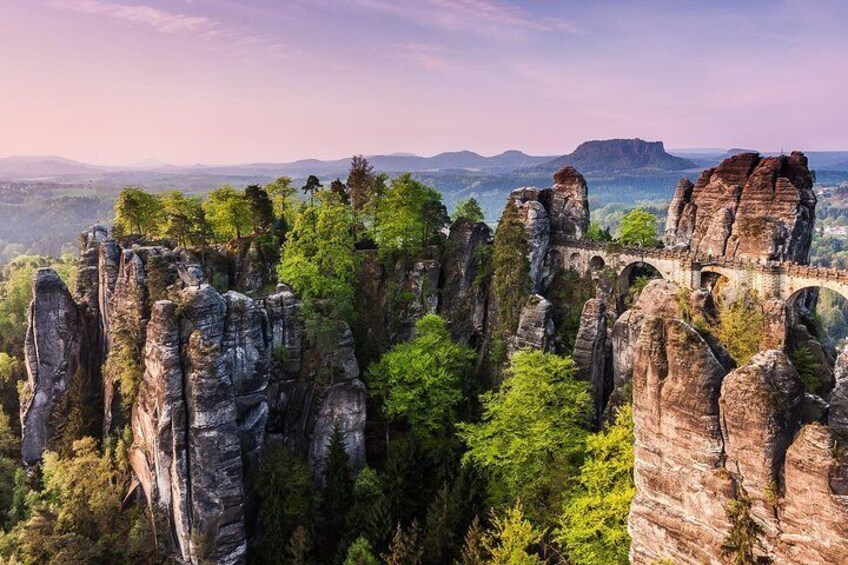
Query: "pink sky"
1 0 847 165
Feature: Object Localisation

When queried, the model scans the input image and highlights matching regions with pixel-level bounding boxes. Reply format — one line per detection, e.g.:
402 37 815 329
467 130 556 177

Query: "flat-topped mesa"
665 151 816 263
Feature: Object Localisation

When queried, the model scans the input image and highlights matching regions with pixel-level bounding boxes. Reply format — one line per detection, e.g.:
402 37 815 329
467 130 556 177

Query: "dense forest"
0 157 654 565
0 155 846 564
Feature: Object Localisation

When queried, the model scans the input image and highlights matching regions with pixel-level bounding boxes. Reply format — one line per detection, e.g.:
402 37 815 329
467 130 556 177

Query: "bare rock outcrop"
21 268 82 465
776 424 848 564
830 346 848 443
628 317 733 564
719 350 804 541
439 218 491 346
505 167 590 292
664 152 816 262
572 298 609 417
511 294 555 353
629 317 848 563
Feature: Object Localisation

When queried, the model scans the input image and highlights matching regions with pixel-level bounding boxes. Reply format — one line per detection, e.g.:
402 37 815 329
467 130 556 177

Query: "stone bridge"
551 235 848 304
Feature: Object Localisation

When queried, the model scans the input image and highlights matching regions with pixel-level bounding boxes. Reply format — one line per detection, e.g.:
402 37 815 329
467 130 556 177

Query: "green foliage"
203 185 253 241
245 184 276 234
721 487 763 565
0 436 158 563
302 175 323 200
158 190 210 246
103 341 144 416
615 208 659 247
422 467 485 565
715 292 766 366
585 221 612 242
375 174 448 256
482 502 543 565
547 269 594 353
265 176 298 224
344 536 380 565
347 155 376 212
346 467 392 547
318 423 354 558
254 445 316 562
557 405 635 565
278 191 360 321
491 199 531 335
460 350 592 523
368 315 476 441
789 346 821 393
113 187 163 238
451 198 485 223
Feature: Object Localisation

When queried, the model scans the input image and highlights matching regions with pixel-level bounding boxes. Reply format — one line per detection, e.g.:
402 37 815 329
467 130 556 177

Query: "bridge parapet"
551 235 848 297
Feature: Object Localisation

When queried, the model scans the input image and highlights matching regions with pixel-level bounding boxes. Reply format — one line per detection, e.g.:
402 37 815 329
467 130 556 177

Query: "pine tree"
382 521 423 565
458 516 487 565
347 155 375 211
318 422 354 557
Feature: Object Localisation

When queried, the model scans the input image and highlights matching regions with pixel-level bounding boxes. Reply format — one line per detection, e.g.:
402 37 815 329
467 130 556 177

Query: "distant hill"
0 155 106 178
536 139 697 175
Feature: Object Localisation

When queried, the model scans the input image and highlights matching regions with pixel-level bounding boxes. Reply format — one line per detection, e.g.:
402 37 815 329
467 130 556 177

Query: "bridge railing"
552 235 848 282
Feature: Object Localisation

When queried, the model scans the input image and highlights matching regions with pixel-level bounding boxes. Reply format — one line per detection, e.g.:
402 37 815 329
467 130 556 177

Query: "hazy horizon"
2 0 847 166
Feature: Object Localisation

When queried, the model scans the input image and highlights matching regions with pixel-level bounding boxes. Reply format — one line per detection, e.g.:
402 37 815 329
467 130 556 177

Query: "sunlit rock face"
628 315 848 564
665 151 816 263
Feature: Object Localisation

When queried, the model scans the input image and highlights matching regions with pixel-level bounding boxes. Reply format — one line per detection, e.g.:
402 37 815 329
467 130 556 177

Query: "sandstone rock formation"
629 307 848 564
664 152 816 263
572 298 609 417
511 294 555 353
439 218 491 346
506 167 590 292
629 317 733 564
21 268 82 465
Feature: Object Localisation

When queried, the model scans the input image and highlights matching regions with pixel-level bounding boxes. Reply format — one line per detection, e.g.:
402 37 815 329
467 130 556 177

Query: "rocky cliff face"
665 152 816 263
508 167 590 292
21 228 371 564
628 283 848 564
21 268 82 465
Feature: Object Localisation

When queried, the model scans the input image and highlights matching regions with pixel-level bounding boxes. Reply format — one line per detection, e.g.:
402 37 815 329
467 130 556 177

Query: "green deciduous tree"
265 176 298 223
203 185 253 241
368 315 476 441
344 536 380 565
491 199 531 336
375 174 448 255
158 190 210 247
616 209 659 247
585 221 612 242
460 350 592 523
278 191 360 320
557 404 635 565
451 198 485 223
482 502 543 565
714 291 766 366
113 187 163 238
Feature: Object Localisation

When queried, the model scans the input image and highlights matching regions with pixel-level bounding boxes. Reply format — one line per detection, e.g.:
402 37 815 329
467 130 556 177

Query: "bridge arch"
589 255 606 272
567 252 585 274
618 260 663 306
